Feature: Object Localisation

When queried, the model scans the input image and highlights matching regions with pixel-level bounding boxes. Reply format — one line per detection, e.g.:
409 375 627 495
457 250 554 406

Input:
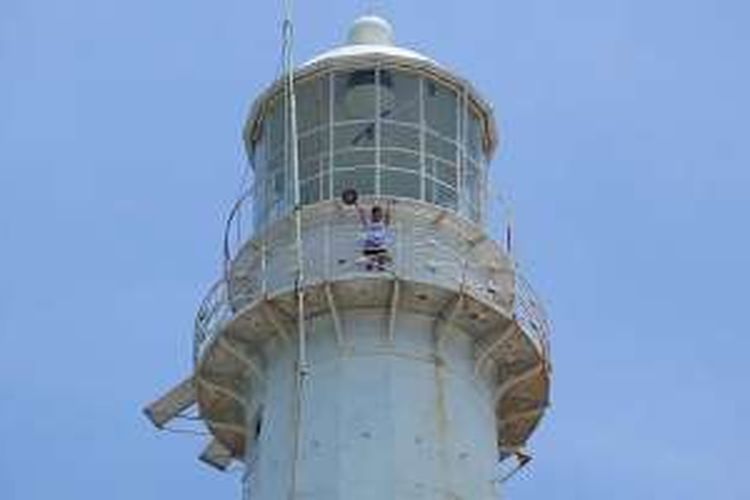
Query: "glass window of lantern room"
267 97 286 168
296 75 331 206
296 77 328 206
252 128 268 230
462 103 485 222
299 131 329 205
261 98 288 226
332 69 377 199
334 69 376 122
466 104 483 162
424 79 458 139
380 69 419 123
380 69 421 199
296 76 329 134
333 123 376 168
424 78 459 210
463 159 482 222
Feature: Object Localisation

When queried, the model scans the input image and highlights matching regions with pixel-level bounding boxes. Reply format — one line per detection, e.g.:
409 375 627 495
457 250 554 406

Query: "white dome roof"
347 15 394 45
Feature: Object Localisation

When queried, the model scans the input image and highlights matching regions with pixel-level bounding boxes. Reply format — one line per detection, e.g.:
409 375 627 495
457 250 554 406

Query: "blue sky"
1 0 749 498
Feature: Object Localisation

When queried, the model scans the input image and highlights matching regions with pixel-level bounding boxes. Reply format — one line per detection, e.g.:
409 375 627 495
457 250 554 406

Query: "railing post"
324 209 331 280
394 220 402 277
261 238 267 296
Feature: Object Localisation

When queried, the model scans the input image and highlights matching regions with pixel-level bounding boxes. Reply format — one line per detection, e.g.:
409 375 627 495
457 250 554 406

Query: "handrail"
419 235 551 359
194 279 233 364
223 187 256 276
514 272 552 363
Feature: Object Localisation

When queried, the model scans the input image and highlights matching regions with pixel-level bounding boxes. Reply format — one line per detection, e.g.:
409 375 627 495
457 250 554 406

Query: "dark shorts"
363 247 388 256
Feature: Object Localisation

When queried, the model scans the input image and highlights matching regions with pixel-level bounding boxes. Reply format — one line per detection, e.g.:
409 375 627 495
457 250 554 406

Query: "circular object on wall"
342 188 359 205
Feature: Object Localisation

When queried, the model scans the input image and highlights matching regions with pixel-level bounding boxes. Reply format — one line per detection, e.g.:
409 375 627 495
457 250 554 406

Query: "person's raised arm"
356 203 368 227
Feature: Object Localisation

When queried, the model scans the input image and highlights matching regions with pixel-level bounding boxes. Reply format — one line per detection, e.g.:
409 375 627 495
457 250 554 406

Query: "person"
356 201 392 270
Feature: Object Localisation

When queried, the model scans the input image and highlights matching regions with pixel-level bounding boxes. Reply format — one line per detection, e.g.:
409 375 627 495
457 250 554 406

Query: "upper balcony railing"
196 197 551 366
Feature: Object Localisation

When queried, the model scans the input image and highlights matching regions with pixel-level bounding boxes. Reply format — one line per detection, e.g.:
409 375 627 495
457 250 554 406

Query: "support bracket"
387 279 401 343
217 336 265 385
324 282 345 346
493 364 545 405
474 322 516 377
196 376 248 409
433 292 464 350
263 300 292 344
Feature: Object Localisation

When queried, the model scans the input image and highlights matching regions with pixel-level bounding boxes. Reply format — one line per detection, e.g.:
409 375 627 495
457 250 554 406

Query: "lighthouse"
145 15 551 499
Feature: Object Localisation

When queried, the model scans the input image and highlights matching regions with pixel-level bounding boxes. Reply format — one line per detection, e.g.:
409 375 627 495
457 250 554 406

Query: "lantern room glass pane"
300 177 322 205
334 70 377 122
299 130 329 182
426 156 457 188
333 149 375 169
461 159 482 222
335 123 376 149
466 105 483 161
333 167 376 198
296 76 330 134
252 135 267 229
424 79 458 139
267 167 287 222
382 168 420 198
380 70 419 123
382 122 419 151
382 122 420 171
267 97 286 163
425 178 457 210
425 132 456 163
382 150 420 171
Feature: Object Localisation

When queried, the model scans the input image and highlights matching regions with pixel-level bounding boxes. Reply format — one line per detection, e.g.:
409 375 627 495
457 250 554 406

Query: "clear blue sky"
1 0 748 498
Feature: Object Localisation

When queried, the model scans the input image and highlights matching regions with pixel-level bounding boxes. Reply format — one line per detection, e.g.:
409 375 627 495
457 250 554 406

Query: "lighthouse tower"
145 15 551 500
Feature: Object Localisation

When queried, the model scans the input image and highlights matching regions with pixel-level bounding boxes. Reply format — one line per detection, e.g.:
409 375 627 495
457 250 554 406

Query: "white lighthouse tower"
145 15 551 499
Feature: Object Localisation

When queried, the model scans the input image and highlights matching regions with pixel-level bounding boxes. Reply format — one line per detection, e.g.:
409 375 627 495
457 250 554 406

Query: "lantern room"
244 16 498 232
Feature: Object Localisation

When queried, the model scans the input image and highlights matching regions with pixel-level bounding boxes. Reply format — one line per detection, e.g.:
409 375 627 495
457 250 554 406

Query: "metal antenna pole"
282 0 306 373
282 2 307 499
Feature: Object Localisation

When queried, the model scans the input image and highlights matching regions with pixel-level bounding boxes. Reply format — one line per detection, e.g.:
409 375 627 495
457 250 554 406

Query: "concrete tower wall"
248 309 498 500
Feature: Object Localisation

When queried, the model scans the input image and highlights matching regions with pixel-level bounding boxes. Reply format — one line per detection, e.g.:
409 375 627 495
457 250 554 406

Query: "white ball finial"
347 15 394 46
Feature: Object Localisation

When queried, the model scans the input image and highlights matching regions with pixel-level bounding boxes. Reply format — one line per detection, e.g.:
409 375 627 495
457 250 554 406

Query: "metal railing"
196 200 550 366
514 273 552 362
194 279 233 364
